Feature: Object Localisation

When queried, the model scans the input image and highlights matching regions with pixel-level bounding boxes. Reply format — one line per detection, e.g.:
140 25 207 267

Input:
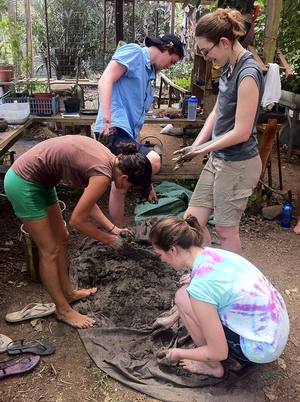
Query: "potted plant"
63 85 81 112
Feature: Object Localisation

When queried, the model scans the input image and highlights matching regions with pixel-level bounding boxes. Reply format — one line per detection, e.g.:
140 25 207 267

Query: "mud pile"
69 237 188 328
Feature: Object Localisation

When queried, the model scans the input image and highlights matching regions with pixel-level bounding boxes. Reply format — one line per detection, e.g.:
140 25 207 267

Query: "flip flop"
5 303 56 323
0 355 40 379
0 334 13 353
7 339 55 356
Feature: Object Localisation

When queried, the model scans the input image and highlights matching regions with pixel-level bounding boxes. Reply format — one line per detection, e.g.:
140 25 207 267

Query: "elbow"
69 216 82 231
219 349 229 362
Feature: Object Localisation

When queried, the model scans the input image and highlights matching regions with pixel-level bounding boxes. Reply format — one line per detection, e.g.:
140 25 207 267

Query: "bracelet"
108 225 115 233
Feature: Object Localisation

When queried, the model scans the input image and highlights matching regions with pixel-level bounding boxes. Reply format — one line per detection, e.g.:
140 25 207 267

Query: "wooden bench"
156 72 190 108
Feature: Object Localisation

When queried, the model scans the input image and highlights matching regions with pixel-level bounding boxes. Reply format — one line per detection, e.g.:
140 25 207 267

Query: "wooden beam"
277 49 293 80
263 0 282 64
171 0 175 34
248 46 268 75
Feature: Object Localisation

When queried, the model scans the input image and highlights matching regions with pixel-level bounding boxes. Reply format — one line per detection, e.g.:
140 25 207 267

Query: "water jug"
188 96 198 121
281 204 292 228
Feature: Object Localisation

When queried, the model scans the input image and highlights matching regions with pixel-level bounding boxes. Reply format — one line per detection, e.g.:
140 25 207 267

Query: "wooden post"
262 0 282 64
170 0 175 34
24 0 34 78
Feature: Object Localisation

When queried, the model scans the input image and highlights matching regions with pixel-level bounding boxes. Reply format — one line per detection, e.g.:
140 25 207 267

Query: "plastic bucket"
20 224 41 282
20 200 67 282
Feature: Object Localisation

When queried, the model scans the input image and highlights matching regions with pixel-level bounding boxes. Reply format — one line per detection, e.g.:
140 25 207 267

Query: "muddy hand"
156 349 178 367
98 127 116 147
179 273 191 285
172 146 194 171
119 228 134 241
111 236 131 252
151 308 180 338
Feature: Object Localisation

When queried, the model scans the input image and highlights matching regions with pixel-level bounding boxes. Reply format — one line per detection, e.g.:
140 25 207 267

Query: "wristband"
108 225 115 233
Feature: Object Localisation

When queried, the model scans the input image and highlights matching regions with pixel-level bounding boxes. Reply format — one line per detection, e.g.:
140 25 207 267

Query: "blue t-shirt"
94 44 155 140
187 247 289 363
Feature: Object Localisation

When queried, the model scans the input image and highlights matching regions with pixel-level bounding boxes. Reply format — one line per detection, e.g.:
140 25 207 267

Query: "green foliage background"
0 0 299 92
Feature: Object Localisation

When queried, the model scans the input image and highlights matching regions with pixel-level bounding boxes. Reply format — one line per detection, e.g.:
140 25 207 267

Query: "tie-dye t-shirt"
186 247 289 363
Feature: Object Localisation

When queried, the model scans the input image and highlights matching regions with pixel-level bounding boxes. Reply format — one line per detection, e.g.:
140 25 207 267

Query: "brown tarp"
69 232 264 402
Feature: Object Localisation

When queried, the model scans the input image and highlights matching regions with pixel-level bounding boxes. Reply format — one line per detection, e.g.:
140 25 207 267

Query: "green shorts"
4 168 58 220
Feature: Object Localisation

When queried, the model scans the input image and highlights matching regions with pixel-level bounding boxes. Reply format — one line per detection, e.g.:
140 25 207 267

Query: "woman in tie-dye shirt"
149 215 289 378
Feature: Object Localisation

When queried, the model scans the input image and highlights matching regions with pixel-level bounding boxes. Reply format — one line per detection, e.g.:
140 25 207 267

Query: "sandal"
5 303 56 323
7 339 55 356
0 355 40 379
0 334 13 353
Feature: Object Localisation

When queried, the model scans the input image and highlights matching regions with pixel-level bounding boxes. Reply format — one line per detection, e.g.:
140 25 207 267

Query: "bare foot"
179 359 224 378
226 355 246 372
55 307 95 329
294 220 300 234
65 287 97 303
156 349 178 367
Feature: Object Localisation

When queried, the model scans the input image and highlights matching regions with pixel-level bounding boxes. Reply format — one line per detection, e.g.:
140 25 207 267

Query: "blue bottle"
281 204 292 228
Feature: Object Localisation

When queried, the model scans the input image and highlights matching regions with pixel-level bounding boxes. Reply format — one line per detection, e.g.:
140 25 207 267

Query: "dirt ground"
0 122 300 402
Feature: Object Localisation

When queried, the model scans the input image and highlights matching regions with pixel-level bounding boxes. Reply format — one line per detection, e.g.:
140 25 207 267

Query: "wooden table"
145 115 205 146
0 113 205 161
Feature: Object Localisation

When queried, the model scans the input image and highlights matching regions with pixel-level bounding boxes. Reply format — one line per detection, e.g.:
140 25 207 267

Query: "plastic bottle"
188 96 198 121
182 95 191 118
281 204 292 228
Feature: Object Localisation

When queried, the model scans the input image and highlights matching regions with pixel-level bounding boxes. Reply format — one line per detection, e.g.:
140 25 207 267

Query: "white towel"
261 63 281 110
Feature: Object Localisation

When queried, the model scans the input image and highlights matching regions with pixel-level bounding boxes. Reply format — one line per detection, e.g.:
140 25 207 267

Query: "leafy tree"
254 0 300 93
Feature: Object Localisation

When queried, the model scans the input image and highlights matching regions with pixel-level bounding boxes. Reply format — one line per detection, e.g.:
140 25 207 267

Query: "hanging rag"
261 63 281 110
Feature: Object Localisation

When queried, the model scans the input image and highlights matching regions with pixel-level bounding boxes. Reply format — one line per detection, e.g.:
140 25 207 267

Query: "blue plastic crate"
30 94 60 116
3 94 60 115
2 96 30 104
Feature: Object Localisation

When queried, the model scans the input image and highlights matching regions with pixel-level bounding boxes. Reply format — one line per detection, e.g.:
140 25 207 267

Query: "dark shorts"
222 325 251 365
94 127 151 157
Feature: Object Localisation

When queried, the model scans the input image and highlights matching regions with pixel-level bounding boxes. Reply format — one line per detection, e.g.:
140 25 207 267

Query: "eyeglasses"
200 43 217 57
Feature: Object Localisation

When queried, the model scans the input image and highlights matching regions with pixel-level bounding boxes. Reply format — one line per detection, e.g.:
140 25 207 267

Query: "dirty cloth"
69 236 264 402
261 63 281 110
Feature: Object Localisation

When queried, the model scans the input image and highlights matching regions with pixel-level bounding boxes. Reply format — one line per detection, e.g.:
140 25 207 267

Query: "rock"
85 359 91 368
261 205 283 220
0 118 8 132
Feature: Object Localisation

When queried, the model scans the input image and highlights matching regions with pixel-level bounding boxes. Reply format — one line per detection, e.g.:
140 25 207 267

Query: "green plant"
245 190 270 212
94 368 109 389
109 395 120 401
0 151 10 166
62 85 78 98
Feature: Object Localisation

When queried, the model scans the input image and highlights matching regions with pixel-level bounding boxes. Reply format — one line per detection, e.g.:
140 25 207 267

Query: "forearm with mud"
192 109 216 147
98 77 113 128
69 206 115 246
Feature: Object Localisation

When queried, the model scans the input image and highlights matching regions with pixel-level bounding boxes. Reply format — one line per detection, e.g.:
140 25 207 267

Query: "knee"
215 226 228 241
110 182 127 198
39 242 60 263
215 225 238 242
175 285 189 310
148 152 161 175
60 229 69 246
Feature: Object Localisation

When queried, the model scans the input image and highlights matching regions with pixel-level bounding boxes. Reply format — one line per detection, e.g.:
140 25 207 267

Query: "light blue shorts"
4 168 58 220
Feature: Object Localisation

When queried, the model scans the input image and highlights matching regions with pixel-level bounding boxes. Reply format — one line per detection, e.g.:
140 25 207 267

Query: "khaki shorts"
189 154 262 227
